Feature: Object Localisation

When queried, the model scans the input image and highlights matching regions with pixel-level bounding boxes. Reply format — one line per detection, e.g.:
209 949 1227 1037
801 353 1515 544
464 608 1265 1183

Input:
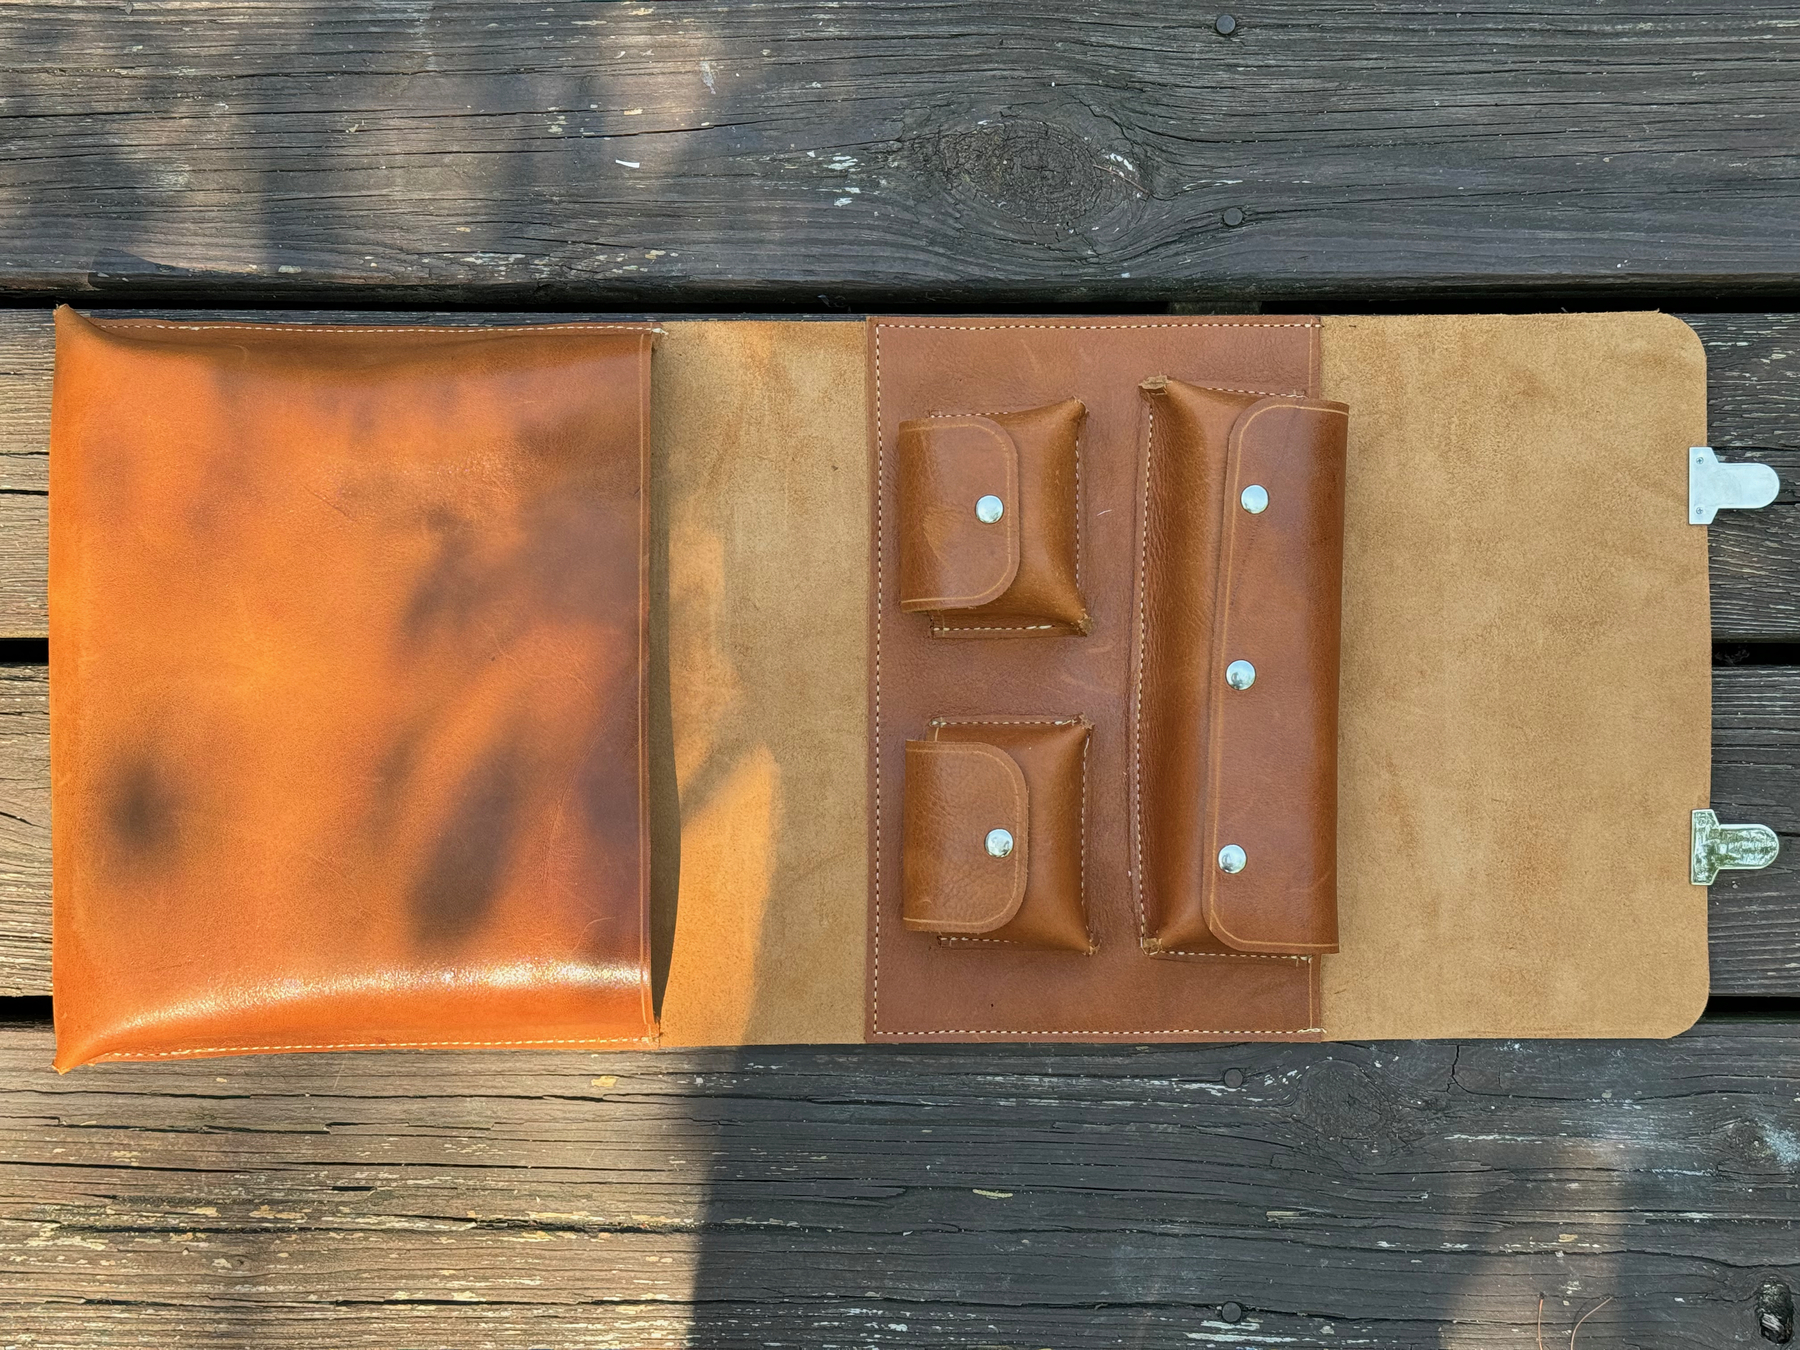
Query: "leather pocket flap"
902 739 1029 933
897 416 1021 611
1202 397 1348 954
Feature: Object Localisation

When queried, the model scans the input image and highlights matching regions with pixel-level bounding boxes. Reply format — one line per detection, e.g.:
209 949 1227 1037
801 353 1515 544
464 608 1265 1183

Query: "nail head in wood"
1215 14 1238 35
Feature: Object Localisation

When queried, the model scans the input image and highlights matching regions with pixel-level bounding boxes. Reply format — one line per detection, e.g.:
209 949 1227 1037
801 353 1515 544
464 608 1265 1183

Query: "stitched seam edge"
1151 949 1310 963
873 324 885 1034
1131 403 1155 952
930 623 1064 634
930 717 1086 725
94 1035 656 1060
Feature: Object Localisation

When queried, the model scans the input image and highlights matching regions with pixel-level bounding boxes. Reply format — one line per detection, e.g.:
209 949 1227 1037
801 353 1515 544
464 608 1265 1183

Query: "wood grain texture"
2 2 1799 303
1698 314 1800 641
0 667 46 999
0 1024 1793 1346
0 662 1790 999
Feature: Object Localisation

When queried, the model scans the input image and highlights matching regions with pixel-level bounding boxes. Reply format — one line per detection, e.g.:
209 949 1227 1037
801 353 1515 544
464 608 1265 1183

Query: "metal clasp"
1690 447 1779 525
1692 809 1780 886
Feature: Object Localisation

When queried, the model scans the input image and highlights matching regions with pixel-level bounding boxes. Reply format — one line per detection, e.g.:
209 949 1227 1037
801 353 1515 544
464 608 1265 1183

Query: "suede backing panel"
1318 313 1712 1039
655 322 869 1045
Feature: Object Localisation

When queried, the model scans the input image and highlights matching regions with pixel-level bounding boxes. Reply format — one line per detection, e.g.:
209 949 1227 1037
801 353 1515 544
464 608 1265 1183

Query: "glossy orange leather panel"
50 309 657 1069
1131 381 1348 955
869 316 1330 1042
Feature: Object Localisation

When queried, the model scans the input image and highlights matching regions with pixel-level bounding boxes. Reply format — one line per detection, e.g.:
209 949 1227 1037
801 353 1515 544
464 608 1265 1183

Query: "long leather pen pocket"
903 717 1092 953
1129 378 1348 957
897 400 1089 636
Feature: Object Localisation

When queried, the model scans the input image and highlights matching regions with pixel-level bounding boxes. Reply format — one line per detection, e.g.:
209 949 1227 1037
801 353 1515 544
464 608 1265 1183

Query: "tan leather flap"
897 415 1020 611
1203 396 1349 955
901 739 1029 934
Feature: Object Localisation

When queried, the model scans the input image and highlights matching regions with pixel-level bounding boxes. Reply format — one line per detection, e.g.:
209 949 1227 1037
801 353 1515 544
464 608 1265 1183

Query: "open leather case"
48 309 1719 1066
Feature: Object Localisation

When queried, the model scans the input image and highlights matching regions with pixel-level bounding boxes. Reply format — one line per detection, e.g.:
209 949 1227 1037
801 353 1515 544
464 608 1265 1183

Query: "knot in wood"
924 119 1136 229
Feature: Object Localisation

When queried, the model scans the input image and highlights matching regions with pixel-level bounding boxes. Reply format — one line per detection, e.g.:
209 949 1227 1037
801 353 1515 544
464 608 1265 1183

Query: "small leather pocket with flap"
903 718 1092 953
897 400 1088 636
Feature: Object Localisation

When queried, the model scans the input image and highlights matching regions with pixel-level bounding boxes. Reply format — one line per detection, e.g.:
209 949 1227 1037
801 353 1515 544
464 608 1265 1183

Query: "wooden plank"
0 663 1790 998
0 311 49 638
0 668 46 998
2 310 1798 640
0 1023 1794 1345
1698 314 1800 642
3 3 1800 301
1709 666 1800 996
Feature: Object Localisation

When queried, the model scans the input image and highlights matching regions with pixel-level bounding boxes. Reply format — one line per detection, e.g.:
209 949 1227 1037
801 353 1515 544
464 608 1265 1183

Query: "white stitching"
1150 949 1307 963
873 324 885 1034
930 716 1085 725
930 622 1064 634
1130 402 1156 953
1079 725 1093 953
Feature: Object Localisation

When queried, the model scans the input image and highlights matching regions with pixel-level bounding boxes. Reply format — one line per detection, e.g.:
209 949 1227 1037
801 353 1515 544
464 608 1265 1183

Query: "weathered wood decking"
1 2 1798 1344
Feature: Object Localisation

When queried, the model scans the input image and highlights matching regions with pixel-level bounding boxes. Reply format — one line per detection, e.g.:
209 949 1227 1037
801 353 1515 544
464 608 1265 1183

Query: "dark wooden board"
2 2 1800 304
0 1023 1793 1346
0 662 1790 999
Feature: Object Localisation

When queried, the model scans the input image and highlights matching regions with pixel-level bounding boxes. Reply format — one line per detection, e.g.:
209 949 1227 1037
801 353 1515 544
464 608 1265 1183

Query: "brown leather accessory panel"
868 316 1328 1042
902 399 1089 636
49 309 658 1069
1131 380 1347 956
927 717 1093 954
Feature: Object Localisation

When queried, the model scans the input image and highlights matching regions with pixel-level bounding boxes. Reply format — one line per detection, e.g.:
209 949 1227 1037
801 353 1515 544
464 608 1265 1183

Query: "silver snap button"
1240 484 1269 514
1225 660 1256 690
1218 844 1246 874
975 495 1004 524
985 828 1014 859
